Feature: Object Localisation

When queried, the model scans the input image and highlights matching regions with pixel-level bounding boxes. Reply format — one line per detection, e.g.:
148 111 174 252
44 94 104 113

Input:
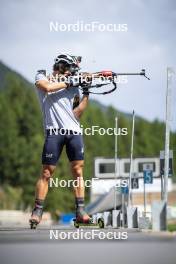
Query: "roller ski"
73 211 104 229
29 201 43 229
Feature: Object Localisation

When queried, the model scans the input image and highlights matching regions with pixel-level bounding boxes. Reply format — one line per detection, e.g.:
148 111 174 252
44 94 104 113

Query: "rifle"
78 69 150 95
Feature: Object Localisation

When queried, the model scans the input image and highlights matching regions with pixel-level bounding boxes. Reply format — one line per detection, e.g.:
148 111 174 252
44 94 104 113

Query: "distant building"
89 157 175 216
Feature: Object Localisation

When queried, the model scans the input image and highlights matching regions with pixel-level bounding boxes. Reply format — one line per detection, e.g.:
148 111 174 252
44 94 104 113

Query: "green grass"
167 223 176 232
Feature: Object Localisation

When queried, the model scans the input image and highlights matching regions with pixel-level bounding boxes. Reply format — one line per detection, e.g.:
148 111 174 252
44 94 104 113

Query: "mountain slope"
0 61 33 90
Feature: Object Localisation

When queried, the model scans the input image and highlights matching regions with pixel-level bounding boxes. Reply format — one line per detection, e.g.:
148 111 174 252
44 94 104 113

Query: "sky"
0 0 176 123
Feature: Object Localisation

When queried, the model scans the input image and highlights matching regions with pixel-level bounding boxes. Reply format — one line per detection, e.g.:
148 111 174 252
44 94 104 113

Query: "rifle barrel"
115 72 144 75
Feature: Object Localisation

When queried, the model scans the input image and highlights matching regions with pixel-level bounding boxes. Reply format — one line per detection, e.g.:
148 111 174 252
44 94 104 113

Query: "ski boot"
29 206 43 229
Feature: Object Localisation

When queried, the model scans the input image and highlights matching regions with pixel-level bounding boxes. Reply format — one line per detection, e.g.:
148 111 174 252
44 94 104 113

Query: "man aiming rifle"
30 53 91 228
29 53 149 228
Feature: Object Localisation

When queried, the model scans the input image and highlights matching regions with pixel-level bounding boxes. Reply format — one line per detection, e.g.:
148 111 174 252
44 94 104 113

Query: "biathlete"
29 53 92 228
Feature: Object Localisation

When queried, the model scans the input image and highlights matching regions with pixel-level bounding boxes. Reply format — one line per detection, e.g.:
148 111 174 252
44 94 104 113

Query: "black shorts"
42 130 84 165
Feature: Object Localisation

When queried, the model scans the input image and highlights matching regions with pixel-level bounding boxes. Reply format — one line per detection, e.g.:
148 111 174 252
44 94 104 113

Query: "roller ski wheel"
97 218 104 228
74 220 80 228
29 219 39 229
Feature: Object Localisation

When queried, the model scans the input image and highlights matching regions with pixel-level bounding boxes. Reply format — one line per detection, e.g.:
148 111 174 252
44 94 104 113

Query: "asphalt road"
0 225 176 264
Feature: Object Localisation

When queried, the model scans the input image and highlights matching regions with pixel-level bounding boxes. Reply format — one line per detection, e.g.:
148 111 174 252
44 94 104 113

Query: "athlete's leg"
70 160 85 198
30 132 64 224
36 165 56 200
30 165 56 224
70 160 90 222
66 133 91 222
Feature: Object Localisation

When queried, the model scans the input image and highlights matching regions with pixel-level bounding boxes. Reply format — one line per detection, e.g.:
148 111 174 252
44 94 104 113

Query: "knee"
41 166 55 181
71 163 84 178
